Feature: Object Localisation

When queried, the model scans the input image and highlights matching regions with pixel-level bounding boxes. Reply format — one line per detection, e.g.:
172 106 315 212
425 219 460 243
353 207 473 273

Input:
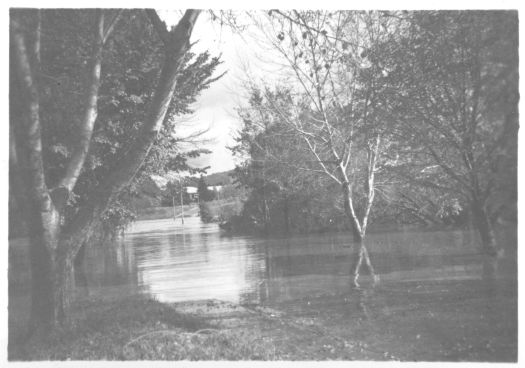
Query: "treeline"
229 11 517 253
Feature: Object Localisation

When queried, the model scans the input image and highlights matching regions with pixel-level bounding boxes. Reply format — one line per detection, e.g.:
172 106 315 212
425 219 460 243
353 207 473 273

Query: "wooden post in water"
180 179 184 225
172 196 176 221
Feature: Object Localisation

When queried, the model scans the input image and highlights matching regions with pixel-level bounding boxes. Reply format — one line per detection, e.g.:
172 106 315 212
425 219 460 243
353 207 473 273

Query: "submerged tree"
378 11 518 276
10 8 217 330
242 10 408 286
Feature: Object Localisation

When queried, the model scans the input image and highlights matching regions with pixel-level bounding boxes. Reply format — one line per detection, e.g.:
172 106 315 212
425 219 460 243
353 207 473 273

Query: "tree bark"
74 243 90 293
28 233 56 329
58 10 106 196
472 199 499 279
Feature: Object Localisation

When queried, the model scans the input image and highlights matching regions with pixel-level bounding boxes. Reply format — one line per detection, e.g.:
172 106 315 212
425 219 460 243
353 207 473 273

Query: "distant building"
175 184 224 202
185 186 199 201
208 185 223 192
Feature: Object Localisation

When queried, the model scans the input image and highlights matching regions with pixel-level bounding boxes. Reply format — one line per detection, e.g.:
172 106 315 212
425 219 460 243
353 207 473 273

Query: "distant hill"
153 170 236 188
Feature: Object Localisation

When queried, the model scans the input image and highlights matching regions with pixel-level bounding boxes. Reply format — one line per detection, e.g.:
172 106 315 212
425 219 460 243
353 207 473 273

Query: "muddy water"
81 216 512 305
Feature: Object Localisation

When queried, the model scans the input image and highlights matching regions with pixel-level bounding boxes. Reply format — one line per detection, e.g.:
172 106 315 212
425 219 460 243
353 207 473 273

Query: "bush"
199 202 214 223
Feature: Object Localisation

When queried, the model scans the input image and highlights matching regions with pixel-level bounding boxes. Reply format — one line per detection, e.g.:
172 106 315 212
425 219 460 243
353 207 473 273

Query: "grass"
9 295 277 361
137 205 197 221
9 278 517 361
135 200 243 222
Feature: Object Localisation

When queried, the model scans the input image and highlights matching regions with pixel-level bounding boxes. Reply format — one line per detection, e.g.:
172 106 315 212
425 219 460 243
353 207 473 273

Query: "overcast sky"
159 11 258 174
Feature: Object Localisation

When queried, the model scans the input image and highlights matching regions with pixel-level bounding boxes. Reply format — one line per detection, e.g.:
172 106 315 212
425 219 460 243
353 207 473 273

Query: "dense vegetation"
10 9 221 328
231 11 517 242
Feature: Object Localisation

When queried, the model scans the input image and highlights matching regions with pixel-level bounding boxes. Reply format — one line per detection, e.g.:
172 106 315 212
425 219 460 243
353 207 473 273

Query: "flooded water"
9 216 517 361
79 216 513 305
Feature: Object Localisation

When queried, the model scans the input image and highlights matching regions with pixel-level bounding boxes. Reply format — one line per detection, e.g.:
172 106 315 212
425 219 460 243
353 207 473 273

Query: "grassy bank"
136 200 241 223
9 278 517 361
137 204 199 221
9 295 276 361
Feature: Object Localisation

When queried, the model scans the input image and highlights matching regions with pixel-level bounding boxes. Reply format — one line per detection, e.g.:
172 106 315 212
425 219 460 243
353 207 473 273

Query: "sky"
160 11 261 174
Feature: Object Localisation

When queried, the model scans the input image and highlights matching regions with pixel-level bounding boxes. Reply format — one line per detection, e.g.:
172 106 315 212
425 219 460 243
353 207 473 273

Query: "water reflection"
125 218 265 304
83 217 493 305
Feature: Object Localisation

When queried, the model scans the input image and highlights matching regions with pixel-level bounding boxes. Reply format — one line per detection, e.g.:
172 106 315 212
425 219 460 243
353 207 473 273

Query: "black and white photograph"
6 2 519 363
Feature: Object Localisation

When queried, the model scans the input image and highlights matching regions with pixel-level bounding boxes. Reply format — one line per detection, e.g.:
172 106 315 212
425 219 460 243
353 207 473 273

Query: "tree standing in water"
376 11 518 278
244 10 407 286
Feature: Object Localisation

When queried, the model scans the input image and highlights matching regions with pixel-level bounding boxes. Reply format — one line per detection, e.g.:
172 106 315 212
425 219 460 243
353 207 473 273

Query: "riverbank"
9 278 517 361
136 199 242 222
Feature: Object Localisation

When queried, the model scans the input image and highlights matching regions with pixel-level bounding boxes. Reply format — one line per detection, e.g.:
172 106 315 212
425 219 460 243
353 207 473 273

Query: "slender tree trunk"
283 198 290 233
351 235 378 288
341 181 378 287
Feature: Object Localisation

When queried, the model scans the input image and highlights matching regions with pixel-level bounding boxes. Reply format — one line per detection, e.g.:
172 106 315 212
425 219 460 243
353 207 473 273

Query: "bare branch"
427 146 471 190
102 9 123 44
303 136 341 184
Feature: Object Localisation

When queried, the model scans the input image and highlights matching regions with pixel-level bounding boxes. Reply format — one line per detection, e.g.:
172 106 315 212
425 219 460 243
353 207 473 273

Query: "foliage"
11 10 222 240
161 180 191 207
233 10 518 239
231 87 347 234
197 176 215 202
373 11 518 240
199 202 215 223
215 198 244 223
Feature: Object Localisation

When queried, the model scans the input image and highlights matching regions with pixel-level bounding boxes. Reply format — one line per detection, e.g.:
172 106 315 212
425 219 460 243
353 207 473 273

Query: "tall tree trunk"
28 235 56 330
472 200 499 279
74 243 90 294
53 249 76 323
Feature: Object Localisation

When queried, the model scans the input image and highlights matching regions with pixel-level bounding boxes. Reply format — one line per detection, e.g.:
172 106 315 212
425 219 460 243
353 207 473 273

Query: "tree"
53 11 219 241
197 176 214 202
162 180 189 206
10 8 212 330
377 11 518 276
232 89 345 234
199 201 215 223
243 10 407 286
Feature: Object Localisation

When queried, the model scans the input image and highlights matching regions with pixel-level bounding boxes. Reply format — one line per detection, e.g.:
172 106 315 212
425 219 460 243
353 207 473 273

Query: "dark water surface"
80 216 514 305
